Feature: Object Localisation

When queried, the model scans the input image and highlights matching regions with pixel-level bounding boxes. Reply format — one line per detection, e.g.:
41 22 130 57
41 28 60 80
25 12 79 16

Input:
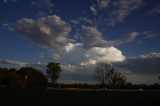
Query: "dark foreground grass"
0 88 160 106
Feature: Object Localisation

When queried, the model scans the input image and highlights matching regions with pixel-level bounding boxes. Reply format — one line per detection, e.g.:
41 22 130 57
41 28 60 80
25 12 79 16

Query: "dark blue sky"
0 0 160 84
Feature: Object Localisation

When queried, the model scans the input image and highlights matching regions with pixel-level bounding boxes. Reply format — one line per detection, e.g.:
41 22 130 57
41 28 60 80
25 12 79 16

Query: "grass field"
0 88 160 106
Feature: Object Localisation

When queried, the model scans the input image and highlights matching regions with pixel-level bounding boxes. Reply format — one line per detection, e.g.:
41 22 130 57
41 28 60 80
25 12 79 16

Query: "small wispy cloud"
0 58 49 74
90 4 97 16
108 0 144 26
31 0 53 8
89 0 144 26
0 59 26 68
147 4 160 15
3 0 19 3
143 31 160 38
70 17 93 25
97 0 110 9
125 32 140 42
3 0 8 3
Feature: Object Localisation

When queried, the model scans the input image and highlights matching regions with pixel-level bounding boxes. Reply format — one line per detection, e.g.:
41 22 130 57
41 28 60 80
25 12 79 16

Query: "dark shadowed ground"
0 88 160 106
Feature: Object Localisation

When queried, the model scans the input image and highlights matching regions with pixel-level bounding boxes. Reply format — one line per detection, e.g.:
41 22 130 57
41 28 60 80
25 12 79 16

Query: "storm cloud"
114 52 160 75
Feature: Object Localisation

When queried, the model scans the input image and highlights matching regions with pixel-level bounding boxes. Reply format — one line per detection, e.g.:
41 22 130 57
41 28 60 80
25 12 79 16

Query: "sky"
0 0 160 84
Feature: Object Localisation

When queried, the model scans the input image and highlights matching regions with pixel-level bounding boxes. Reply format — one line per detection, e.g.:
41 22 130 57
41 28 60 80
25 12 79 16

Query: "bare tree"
95 63 126 89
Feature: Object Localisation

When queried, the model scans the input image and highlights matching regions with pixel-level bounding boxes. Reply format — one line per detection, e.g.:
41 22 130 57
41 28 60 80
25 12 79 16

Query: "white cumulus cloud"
81 26 140 48
81 46 125 66
12 15 71 53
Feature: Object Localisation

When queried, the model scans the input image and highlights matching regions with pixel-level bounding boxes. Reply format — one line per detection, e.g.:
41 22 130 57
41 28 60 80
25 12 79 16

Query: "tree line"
0 62 160 90
0 62 61 89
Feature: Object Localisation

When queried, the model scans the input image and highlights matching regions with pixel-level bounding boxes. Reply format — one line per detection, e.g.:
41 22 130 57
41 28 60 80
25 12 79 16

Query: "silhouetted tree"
18 67 47 89
47 62 62 83
7 68 23 88
95 63 126 89
0 67 8 85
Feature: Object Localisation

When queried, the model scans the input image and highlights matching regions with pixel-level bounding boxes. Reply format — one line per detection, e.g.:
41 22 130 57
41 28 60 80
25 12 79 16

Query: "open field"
0 88 160 106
